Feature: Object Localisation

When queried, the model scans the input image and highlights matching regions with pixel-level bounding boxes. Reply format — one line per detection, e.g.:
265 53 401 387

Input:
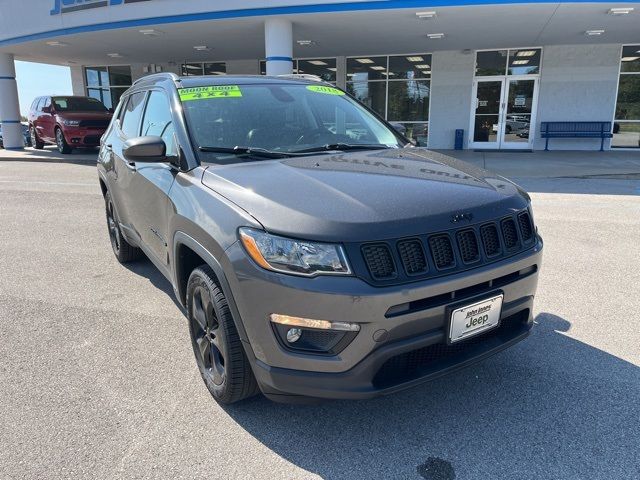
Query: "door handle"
125 161 137 171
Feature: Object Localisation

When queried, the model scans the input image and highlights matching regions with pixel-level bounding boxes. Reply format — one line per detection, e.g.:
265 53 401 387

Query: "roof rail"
276 74 324 82
132 72 180 85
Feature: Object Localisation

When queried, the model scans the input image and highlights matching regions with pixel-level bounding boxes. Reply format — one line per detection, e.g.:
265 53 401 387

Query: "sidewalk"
2 146 639 179
435 149 640 179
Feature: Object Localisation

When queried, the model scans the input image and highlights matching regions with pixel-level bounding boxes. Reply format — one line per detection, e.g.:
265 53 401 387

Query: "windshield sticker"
178 86 242 101
306 85 345 96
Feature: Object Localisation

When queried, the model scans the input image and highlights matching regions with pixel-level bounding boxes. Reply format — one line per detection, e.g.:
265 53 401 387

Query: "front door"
470 77 538 149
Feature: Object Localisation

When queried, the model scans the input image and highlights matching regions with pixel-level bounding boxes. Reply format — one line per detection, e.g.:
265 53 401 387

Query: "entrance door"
470 77 538 149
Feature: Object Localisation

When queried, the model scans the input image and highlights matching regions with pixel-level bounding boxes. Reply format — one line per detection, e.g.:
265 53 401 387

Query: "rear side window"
140 90 176 155
31 98 41 111
120 92 147 138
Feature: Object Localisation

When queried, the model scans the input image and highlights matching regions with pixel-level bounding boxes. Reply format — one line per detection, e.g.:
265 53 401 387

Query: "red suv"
28 96 112 154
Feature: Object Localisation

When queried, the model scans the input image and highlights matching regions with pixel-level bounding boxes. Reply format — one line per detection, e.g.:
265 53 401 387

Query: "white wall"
534 44 621 150
428 50 475 149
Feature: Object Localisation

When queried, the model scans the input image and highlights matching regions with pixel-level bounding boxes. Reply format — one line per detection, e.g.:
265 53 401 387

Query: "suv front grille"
397 239 428 275
457 229 480 264
352 208 536 286
480 224 501 257
501 218 519 250
518 212 533 242
429 235 455 270
361 244 396 279
79 119 110 129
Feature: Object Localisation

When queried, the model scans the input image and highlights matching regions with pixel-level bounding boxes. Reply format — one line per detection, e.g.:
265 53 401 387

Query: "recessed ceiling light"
107 53 123 58
46 41 69 47
416 11 437 19
356 58 375 64
382 72 396 76
297 40 314 46
608 7 634 15
512 60 530 65
139 28 163 36
327 67 337 71
585 30 605 35
621 56 640 62
516 50 537 57
406 56 425 62
415 64 430 69
426 33 445 39
370 66 385 71
193 45 210 51
307 60 327 65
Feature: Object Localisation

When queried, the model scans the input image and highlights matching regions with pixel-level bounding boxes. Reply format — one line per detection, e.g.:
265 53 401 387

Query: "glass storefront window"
614 45 640 148
297 59 337 82
347 56 387 81
620 45 640 73
397 123 429 146
182 63 204 76
476 50 508 76
84 66 131 110
346 81 386 117
507 49 541 75
476 49 542 76
85 67 109 87
612 122 640 148
387 81 430 121
388 55 431 79
204 62 226 75
108 65 132 86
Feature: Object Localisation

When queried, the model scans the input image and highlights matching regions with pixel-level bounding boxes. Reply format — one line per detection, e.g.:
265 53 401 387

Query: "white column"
264 18 293 76
0 53 23 150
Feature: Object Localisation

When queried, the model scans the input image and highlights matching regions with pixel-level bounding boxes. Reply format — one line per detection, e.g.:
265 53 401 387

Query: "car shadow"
0 146 98 166
512 177 640 196
121 255 185 313
220 313 640 479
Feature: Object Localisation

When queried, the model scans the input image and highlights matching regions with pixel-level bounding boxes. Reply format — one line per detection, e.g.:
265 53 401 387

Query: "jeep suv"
97 73 542 404
29 96 112 153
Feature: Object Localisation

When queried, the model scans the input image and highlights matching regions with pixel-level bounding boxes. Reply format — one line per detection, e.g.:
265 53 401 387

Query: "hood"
201 149 530 242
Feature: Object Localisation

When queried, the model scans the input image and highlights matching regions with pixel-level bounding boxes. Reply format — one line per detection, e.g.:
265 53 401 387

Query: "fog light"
286 328 302 343
269 314 360 332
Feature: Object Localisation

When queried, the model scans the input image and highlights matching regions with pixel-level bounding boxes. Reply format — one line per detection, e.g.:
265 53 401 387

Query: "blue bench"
540 121 613 151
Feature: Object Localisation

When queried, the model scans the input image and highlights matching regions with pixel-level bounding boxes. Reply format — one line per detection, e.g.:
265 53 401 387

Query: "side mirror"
123 136 167 163
42 106 52 114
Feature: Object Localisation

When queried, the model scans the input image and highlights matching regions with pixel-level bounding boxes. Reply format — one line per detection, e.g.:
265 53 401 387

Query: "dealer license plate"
449 294 503 344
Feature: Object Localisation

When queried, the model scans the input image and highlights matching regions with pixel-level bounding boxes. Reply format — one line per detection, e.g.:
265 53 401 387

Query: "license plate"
448 294 503 344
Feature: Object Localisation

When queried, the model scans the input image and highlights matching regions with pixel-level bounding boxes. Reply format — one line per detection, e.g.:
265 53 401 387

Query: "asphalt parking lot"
1 153 639 479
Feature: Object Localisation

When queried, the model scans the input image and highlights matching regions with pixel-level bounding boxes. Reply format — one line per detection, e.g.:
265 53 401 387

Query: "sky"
15 61 73 117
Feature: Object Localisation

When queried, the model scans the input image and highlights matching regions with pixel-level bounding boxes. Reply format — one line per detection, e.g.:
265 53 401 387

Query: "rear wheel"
104 190 141 263
187 265 259 404
55 127 72 154
30 126 44 149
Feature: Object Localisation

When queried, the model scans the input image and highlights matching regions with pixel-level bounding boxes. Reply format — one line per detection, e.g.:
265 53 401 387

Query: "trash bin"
454 129 464 150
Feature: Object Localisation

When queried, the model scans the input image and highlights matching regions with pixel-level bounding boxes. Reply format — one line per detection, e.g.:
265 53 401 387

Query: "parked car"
0 123 31 148
98 73 543 404
28 96 112 154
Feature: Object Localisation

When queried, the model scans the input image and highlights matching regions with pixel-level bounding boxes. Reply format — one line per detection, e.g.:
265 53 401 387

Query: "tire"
55 127 72 154
30 126 44 149
104 190 141 263
187 265 259 404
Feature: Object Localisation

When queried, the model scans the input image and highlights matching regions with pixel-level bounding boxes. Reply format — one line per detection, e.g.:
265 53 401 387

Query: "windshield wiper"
198 146 293 159
290 143 394 154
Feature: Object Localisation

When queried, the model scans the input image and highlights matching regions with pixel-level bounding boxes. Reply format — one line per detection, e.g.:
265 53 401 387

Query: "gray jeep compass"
97 73 543 404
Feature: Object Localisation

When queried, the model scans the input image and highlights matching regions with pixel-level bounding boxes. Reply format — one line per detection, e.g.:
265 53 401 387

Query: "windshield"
179 83 404 161
52 97 108 112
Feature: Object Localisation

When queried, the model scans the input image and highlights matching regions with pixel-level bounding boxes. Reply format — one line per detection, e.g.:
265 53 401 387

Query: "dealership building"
0 0 639 151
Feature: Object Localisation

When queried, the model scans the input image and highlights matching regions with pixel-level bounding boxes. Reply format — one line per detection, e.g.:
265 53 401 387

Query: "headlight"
239 228 351 276
62 119 81 126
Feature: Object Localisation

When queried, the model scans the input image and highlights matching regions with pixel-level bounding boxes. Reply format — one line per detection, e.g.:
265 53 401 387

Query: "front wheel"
104 190 141 263
55 127 72 154
187 266 259 404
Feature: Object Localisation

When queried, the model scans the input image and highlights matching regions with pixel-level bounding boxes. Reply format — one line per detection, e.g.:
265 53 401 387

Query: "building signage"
50 0 150 16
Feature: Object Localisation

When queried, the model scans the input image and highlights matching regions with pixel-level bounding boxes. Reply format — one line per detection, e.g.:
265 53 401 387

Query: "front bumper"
60 126 106 147
225 237 542 400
